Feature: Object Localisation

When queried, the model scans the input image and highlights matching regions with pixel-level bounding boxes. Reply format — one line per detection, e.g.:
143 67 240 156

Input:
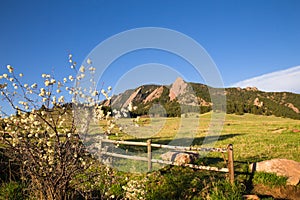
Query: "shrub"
0 57 114 199
0 181 26 200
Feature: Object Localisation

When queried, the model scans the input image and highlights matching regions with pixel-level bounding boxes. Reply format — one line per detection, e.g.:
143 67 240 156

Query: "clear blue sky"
0 0 300 96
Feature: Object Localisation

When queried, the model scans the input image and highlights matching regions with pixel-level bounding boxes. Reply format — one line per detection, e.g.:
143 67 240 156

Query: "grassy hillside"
225 88 300 119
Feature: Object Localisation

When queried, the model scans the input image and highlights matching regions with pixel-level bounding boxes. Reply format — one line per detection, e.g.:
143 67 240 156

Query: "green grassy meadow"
105 113 300 181
96 113 300 199
110 112 300 163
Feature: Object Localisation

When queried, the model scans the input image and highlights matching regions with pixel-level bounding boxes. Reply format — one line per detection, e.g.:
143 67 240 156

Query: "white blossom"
79 66 85 73
31 83 37 88
57 81 62 87
46 141 52 147
7 65 13 73
92 91 98 96
44 80 50 86
58 96 64 103
49 133 56 138
68 75 74 81
79 73 85 79
89 67 96 71
39 88 46 97
86 58 92 65
128 102 133 112
50 79 56 84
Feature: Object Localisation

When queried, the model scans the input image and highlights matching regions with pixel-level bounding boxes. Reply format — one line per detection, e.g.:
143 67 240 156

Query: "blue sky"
0 0 300 97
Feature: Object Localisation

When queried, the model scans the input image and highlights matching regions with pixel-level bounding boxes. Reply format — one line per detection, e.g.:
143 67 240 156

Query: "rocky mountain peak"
169 77 188 101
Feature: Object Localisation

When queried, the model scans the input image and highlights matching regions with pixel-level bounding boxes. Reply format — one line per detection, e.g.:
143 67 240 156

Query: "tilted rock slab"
249 158 300 185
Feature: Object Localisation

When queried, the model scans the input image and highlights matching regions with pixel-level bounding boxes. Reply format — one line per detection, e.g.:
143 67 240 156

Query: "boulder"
249 159 300 185
161 151 199 165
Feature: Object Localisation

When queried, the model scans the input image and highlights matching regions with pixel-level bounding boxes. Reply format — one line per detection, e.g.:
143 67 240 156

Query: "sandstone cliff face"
254 97 263 107
143 86 164 103
169 77 188 101
109 89 135 109
123 87 141 108
245 87 258 92
198 97 212 107
169 77 206 106
285 103 299 113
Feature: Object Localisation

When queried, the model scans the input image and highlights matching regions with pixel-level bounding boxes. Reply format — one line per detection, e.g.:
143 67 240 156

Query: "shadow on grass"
125 133 242 146
106 133 241 156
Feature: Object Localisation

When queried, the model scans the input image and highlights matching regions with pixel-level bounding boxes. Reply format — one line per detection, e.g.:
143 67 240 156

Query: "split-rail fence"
97 138 234 183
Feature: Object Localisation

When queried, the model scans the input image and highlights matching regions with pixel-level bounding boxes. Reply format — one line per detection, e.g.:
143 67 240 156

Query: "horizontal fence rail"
100 139 228 152
97 138 234 183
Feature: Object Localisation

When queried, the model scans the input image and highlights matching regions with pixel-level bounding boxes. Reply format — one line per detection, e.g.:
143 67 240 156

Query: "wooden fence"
97 138 234 183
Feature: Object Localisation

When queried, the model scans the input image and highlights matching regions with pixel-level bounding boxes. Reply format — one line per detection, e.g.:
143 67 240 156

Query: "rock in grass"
161 151 199 165
243 194 260 200
249 158 300 185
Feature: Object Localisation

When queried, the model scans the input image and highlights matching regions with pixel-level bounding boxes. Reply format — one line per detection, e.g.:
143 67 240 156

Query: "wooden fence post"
227 144 234 184
147 139 152 171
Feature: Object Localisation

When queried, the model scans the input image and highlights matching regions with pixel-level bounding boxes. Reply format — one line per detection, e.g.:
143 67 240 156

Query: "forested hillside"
106 78 300 119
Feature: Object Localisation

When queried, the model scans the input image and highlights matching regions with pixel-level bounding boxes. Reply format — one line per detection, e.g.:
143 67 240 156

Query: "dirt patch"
271 128 287 133
252 184 300 200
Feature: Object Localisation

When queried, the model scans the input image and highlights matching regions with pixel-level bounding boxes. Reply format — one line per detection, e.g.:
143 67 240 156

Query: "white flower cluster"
0 56 120 199
0 57 111 113
7 65 14 73
122 178 147 200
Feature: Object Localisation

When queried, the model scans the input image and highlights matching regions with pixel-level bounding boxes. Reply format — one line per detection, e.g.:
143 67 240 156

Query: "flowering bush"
0 56 112 199
72 163 127 199
122 176 147 200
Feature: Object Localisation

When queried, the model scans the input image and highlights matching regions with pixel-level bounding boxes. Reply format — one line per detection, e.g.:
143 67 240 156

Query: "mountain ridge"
105 77 300 119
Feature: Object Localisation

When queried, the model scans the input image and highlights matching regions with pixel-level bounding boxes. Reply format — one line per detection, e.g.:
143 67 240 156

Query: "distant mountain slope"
105 77 300 119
